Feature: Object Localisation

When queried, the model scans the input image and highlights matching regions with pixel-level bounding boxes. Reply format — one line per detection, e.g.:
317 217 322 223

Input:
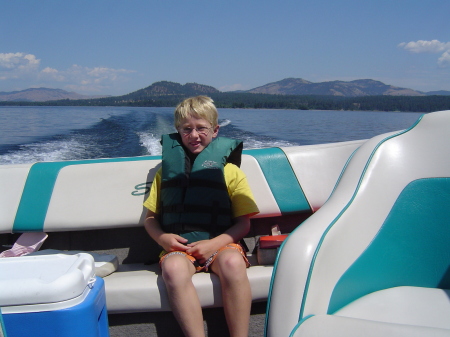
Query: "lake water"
0 106 423 165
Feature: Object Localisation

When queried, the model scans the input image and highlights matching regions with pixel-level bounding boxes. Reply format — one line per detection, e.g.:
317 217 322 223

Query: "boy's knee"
215 251 247 277
161 254 194 283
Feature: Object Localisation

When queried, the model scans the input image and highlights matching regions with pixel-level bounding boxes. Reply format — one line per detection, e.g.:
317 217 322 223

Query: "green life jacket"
160 133 243 237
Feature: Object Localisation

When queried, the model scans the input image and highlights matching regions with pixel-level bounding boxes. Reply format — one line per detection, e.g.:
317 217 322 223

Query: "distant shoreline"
1 93 449 113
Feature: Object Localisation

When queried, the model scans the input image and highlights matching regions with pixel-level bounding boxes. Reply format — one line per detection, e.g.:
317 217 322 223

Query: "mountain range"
0 88 108 102
1 78 449 102
123 81 220 98
247 78 427 96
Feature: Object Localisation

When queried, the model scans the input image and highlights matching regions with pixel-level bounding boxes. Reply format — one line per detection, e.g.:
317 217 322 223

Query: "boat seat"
103 255 274 313
0 140 362 313
334 287 450 330
266 110 450 336
291 315 450 337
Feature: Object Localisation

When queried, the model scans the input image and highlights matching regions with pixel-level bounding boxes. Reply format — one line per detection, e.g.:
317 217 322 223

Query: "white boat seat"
334 286 450 330
291 315 450 337
266 110 450 336
104 255 274 313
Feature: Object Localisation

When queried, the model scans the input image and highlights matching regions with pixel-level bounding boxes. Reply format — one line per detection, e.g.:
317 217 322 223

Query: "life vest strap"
162 203 230 215
161 178 227 191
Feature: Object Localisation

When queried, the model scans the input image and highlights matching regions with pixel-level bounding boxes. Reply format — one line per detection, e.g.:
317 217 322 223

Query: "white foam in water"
0 126 295 165
218 118 297 149
0 139 90 165
138 132 162 156
243 138 297 150
219 119 232 127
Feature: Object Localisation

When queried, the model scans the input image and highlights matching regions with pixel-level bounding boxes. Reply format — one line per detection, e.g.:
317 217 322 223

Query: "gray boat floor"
108 301 267 337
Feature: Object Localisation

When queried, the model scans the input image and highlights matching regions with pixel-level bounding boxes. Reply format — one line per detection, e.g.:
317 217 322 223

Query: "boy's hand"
158 233 189 252
186 240 218 264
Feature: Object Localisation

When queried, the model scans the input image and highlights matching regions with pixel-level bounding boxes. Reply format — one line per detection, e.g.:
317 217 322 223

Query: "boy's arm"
212 214 251 247
144 209 189 252
186 214 251 263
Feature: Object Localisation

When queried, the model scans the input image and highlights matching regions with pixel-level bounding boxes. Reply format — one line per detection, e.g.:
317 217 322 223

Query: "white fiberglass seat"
265 110 450 337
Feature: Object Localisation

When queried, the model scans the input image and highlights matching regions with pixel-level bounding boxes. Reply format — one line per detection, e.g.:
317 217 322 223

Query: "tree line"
1 92 450 112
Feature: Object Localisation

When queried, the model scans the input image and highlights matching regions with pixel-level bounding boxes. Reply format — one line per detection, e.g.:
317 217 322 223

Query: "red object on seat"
259 235 288 249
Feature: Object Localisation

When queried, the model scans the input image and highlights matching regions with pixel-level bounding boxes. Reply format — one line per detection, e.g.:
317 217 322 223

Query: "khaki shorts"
159 243 250 272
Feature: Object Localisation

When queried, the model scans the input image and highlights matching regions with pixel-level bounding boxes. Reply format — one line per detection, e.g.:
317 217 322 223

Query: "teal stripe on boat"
0 307 7 337
13 155 160 232
244 148 310 214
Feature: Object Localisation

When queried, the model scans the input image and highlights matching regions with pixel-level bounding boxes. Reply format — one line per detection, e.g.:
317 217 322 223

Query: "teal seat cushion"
328 178 450 313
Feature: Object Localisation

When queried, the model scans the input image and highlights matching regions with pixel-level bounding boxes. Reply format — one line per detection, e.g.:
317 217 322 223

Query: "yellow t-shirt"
143 163 259 219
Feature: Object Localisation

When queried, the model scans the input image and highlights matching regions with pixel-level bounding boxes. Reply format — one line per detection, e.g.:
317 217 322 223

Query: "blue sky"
1 0 449 95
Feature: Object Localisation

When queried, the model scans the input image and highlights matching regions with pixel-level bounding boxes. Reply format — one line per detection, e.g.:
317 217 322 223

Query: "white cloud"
40 67 65 81
61 65 135 92
398 40 450 53
0 52 136 94
0 52 40 76
438 50 450 67
41 67 58 73
398 40 450 68
22 54 40 67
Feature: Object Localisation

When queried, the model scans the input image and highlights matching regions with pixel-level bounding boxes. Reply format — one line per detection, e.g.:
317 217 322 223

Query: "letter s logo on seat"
131 182 152 196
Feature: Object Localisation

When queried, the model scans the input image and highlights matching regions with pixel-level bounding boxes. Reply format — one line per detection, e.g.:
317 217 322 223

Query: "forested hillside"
2 80 450 112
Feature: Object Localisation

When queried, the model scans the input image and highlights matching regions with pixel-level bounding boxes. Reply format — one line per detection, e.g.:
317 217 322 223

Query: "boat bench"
0 140 363 314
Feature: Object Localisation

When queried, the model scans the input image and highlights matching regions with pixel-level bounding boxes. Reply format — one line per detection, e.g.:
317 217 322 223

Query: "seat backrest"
266 110 450 337
0 148 310 233
282 140 364 212
0 138 362 234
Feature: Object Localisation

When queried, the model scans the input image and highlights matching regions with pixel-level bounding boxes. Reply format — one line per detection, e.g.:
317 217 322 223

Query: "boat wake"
0 108 301 165
137 132 162 156
0 138 90 165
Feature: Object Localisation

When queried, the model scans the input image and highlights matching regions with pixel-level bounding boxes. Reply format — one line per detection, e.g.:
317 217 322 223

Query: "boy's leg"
161 253 205 337
210 249 252 337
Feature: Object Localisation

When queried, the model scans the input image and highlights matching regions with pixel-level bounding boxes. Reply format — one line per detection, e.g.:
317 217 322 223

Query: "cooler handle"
74 253 96 285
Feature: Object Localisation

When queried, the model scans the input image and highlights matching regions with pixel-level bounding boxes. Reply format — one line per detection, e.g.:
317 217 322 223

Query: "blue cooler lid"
0 253 95 309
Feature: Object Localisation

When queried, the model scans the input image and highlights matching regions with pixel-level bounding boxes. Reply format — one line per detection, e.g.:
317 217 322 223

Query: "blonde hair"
174 96 218 129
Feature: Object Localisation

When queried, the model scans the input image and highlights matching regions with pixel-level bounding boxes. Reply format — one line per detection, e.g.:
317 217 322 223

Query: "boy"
144 96 259 337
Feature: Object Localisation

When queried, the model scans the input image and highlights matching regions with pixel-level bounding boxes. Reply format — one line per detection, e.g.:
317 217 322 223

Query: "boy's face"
178 115 219 154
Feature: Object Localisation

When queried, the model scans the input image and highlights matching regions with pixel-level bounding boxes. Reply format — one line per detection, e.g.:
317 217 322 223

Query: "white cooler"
0 253 109 337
